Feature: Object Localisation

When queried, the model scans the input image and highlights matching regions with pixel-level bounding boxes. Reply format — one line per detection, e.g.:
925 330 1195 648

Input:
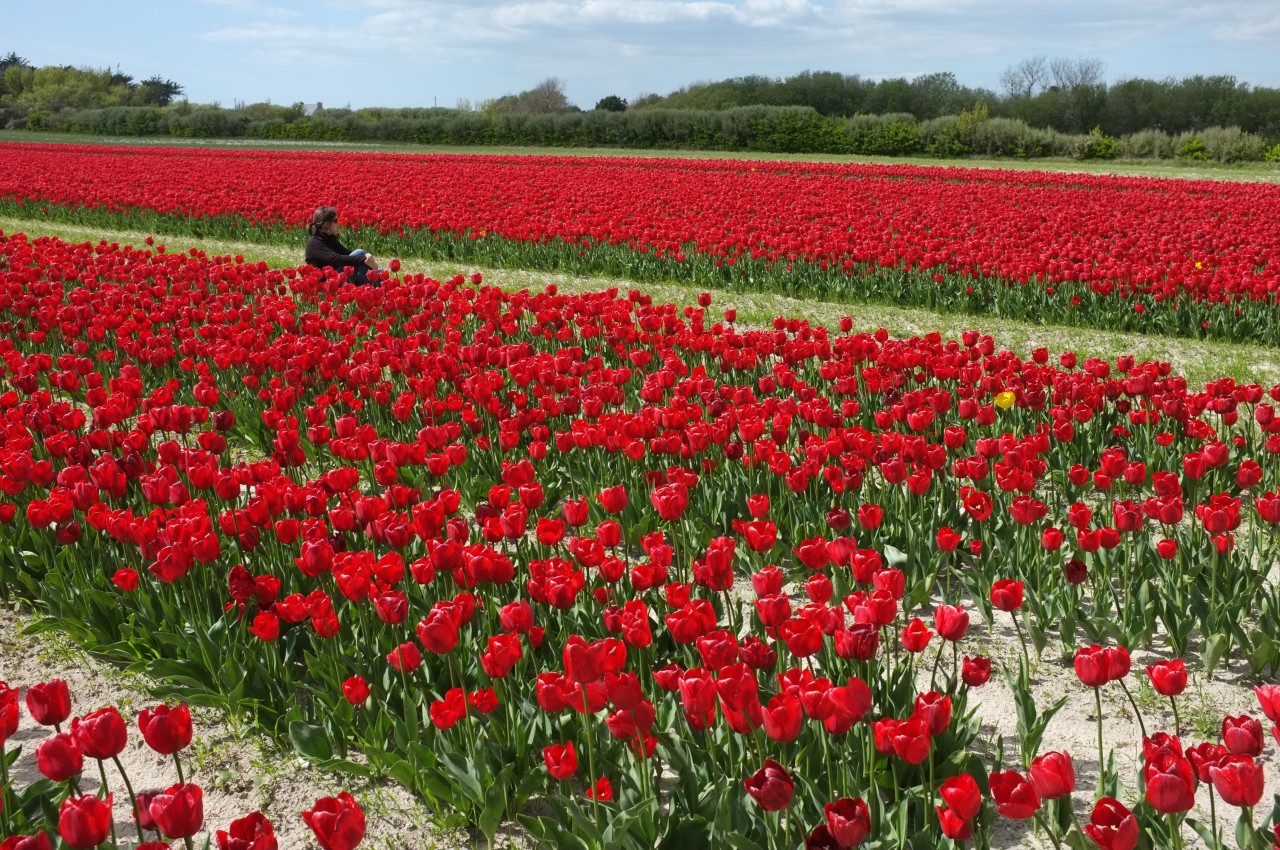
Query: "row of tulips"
2 144 1280 344
0 678 364 850
0 232 1279 846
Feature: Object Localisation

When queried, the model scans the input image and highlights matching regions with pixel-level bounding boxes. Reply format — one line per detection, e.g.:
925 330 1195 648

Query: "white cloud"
1213 10 1280 43
176 0 1280 103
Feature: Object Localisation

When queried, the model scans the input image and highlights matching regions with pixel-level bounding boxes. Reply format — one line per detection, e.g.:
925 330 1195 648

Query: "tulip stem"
1034 810 1064 850
96 759 120 850
1010 611 1031 676
173 751 185 785
111 754 146 844
581 687 600 830
0 747 9 835
1093 687 1105 785
1115 678 1146 740
1207 785 1219 848
929 637 947 691
1170 695 1181 738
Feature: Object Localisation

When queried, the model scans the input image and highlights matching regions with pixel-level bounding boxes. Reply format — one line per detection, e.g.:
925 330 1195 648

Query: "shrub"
1075 126 1118 160
1265 142 1280 162
919 115 970 157
24 109 51 131
969 117 1062 158
845 113 922 156
1118 129 1175 159
751 107 847 154
1175 134 1208 160
1195 125 1268 162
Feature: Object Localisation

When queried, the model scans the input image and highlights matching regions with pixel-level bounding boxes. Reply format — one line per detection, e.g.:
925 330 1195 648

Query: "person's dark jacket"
305 232 363 270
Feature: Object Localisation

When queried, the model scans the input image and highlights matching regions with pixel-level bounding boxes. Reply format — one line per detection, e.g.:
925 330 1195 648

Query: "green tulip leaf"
288 720 333 762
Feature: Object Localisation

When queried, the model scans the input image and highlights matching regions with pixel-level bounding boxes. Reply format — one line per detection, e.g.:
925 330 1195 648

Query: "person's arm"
306 235 362 268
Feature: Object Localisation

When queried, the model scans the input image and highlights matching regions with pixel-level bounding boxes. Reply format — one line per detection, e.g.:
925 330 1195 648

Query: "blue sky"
6 0 1280 110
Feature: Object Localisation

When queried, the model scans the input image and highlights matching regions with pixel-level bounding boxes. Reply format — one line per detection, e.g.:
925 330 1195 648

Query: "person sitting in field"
304 206 379 285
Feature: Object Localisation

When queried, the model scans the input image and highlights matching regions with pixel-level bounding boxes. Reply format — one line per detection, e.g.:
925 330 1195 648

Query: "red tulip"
1084 797 1139 850
936 806 972 841
1186 741 1228 783
1073 645 1112 687
1143 750 1197 813
0 831 54 850
962 656 991 687
762 692 804 742
302 792 366 850
543 741 578 780
900 617 933 653
1144 660 1187 697
935 527 961 552
563 635 624 684
1208 754 1264 808
939 774 982 820
386 642 422 672
342 676 370 705
1222 715 1264 756
597 484 628 514
24 679 72 727
58 794 113 849
793 536 831 570
912 691 952 736
933 604 969 641
149 782 205 839
649 483 688 521
216 811 278 850
780 617 824 658
35 732 83 782
834 624 879 661
138 703 192 755
1255 684 1280 723
416 607 460 655
71 706 128 760
823 797 870 847
989 770 1041 819
561 497 590 527
990 578 1023 612
585 776 613 802
1029 750 1075 800
888 717 932 765
744 759 794 811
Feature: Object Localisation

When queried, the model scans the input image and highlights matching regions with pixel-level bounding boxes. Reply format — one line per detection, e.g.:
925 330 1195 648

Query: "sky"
4 0 1279 110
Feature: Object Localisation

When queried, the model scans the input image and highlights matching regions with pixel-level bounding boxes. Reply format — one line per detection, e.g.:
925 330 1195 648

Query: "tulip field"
2 143 1280 345
1 142 1280 850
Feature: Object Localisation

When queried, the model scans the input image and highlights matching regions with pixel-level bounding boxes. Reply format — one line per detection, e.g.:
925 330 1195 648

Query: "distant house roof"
302 102 322 117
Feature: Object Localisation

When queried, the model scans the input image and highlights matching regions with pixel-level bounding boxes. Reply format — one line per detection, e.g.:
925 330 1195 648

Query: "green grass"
5 214 1278 390
2 129 1278 183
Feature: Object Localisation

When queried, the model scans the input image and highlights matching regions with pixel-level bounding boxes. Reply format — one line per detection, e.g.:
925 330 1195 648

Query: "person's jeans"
348 249 374 286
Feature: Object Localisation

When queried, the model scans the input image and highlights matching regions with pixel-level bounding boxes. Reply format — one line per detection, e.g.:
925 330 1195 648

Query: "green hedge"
22 103 1280 162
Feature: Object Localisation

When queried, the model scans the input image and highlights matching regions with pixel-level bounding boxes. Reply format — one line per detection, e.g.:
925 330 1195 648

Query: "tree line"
3 52 1279 162
632 62 1280 139
0 52 183 128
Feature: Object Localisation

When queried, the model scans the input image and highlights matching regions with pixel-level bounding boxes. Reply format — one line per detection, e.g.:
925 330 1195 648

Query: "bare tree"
1049 56 1106 90
998 55 1048 99
513 77 571 114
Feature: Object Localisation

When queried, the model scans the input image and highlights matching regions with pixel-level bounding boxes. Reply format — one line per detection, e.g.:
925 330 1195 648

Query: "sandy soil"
6 590 1275 850
952 600 1279 848
0 605 484 850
